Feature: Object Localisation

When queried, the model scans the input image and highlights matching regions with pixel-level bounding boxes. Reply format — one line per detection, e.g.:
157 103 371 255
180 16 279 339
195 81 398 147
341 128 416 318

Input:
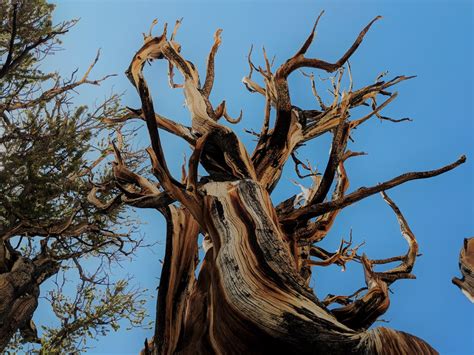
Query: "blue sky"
40 0 473 353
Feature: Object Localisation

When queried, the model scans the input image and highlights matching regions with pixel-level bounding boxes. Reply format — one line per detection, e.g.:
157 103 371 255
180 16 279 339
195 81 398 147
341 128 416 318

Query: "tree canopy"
1 1 147 352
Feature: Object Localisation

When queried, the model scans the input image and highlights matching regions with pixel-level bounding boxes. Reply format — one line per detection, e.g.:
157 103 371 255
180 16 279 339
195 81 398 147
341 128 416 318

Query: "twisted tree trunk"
113 14 467 355
149 180 436 355
0 243 58 349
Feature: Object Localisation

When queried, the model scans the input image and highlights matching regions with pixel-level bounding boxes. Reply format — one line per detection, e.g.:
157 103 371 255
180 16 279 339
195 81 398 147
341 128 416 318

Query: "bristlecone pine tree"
93 14 467 355
0 1 147 352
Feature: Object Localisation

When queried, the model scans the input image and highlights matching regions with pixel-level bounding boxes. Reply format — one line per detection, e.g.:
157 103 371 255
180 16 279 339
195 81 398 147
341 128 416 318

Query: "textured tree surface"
453 238 474 303
98 15 470 355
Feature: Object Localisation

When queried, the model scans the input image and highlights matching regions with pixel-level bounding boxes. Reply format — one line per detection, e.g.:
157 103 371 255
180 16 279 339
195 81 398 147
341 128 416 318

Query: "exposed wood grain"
453 238 474 302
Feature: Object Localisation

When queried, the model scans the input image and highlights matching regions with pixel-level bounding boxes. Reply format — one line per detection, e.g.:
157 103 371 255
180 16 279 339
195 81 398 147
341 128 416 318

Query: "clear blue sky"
40 0 473 353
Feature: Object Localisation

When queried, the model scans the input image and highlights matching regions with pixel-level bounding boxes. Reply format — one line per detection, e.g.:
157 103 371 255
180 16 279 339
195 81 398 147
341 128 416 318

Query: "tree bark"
452 238 474 302
0 253 58 349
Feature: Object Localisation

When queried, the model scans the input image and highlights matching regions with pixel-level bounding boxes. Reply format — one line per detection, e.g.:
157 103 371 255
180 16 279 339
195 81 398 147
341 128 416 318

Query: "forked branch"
276 15 381 78
282 155 466 224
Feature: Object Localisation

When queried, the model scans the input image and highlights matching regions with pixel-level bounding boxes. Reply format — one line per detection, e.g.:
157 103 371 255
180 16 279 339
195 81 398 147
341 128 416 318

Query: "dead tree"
105 15 466 354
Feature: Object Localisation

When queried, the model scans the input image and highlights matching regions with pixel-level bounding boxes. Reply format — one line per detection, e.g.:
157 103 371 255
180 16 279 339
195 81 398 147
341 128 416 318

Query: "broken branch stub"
453 237 474 303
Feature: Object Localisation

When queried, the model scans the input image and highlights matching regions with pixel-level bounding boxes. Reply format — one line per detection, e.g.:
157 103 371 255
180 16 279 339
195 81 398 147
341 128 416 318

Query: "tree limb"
281 155 466 224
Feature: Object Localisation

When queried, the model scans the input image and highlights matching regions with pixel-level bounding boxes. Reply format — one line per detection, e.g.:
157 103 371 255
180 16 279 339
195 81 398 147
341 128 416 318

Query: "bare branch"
121 192 174 210
87 187 123 213
187 132 209 192
327 198 420 330
301 70 328 110
277 16 381 78
282 155 466 224
376 191 418 280
295 11 325 57
322 287 367 307
202 29 223 97
329 255 390 330
104 107 197 145
350 92 399 129
309 120 349 205
309 235 364 271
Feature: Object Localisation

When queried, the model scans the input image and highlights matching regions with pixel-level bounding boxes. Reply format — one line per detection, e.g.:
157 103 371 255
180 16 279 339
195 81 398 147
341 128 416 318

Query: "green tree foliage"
0 1 148 352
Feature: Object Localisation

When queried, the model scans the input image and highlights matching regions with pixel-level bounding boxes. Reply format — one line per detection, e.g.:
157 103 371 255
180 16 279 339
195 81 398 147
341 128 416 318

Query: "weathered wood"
452 238 474 302
154 206 200 354
0 257 58 349
174 179 436 354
